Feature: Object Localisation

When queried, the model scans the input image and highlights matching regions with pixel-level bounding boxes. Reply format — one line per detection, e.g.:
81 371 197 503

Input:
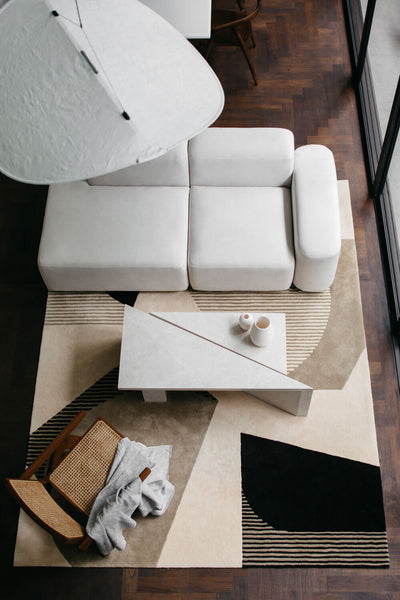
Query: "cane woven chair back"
49 418 122 516
6 412 150 549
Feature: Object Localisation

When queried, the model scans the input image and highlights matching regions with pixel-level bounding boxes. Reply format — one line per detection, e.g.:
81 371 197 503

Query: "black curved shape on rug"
241 433 386 532
108 292 139 306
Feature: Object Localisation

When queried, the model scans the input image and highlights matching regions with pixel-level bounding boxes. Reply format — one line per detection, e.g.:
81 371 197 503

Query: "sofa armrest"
291 145 341 292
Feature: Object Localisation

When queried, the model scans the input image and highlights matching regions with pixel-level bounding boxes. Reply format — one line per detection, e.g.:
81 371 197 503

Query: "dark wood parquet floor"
1 1 399 598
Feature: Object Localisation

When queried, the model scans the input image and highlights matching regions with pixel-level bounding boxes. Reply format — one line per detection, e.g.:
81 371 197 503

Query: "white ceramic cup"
239 312 254 331
250 315 273 347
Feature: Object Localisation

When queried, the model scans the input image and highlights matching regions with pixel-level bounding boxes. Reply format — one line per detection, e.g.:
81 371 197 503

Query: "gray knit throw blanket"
86 438 175 555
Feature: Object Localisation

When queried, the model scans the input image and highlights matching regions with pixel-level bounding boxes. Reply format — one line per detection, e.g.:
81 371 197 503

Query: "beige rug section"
157 350 378 567
15 392 219 568
14 181 381 567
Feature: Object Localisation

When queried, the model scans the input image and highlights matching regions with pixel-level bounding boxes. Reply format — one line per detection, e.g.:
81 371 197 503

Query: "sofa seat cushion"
189 127 294 187
188 186 295 291
38 182 189 291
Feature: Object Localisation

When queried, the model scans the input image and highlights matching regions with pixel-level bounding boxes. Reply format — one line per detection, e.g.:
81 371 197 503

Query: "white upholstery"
292 145 341 291
37 127 341 293
189 127 294 187
87 141 189 187
188 186 295 291
38 182 189 291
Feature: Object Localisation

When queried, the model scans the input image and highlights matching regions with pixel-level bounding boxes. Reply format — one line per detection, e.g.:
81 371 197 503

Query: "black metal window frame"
343 0 400 379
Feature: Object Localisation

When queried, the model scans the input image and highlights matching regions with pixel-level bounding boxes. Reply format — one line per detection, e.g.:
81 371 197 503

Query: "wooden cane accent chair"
7 479 85 543
6 411 150 550
206 0 263 85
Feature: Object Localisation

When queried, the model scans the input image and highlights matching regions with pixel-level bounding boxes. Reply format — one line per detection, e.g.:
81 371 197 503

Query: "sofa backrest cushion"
189 128 295 187
87 141 189 186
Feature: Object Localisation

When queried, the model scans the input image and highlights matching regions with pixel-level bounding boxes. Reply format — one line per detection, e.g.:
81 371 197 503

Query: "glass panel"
361 0 398 134
361 0 400 256
388 132 400 252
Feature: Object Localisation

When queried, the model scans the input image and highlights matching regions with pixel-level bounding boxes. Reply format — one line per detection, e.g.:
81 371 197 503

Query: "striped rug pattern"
26 367 122 478
26 363 216 480
242 493 390 568
44 289 331 372
44 292 125 325
190 289 331 372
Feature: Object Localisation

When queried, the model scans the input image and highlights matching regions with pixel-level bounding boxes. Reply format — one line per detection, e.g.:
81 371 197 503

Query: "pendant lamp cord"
52 1 131 120
74 0 83 28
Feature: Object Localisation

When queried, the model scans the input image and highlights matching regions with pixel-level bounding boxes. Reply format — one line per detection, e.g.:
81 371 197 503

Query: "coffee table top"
118 308 310 395
151 311 286 373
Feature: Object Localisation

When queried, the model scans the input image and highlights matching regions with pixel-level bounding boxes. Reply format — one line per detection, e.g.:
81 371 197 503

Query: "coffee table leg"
142 389 167 403
248 389 313 417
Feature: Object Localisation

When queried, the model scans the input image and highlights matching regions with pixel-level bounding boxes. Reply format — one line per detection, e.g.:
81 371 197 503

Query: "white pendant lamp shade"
0 0 224 184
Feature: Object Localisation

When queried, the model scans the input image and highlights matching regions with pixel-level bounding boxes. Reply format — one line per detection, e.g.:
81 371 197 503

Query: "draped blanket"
86 439 175 555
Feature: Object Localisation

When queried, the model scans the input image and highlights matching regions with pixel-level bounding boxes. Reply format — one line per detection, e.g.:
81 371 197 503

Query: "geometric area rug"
241 435 389 567
13 181 389 567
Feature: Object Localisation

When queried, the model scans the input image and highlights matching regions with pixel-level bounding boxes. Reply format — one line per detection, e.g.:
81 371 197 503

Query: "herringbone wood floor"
1 0 399 598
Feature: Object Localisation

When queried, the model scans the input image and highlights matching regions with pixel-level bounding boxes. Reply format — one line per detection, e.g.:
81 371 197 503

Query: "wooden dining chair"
6 411 150 551
206 0 263 85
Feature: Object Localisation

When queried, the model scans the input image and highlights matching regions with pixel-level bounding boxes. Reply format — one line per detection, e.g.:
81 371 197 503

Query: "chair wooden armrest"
20 411 87 480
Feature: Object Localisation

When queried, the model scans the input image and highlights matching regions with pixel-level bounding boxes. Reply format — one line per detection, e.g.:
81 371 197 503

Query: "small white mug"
250 315 273 347
239 312 254 331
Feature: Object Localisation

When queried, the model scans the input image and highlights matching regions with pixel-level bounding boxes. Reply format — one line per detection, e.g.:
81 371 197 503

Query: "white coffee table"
118 307 313 416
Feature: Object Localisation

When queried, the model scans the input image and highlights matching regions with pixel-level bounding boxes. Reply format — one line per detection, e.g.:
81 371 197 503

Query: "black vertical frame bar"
372 76 400 199
343 0 400 388
356 0 375 82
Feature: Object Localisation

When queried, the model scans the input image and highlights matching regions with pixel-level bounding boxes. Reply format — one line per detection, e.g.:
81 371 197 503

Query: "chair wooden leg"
78 534 93 551
205 38 214 60
234 29 258 85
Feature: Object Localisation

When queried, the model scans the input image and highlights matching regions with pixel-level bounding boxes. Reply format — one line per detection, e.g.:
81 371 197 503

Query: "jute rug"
14 181 389 568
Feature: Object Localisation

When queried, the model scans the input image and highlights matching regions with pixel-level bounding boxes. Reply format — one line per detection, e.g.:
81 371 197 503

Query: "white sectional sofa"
38 128 341 293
